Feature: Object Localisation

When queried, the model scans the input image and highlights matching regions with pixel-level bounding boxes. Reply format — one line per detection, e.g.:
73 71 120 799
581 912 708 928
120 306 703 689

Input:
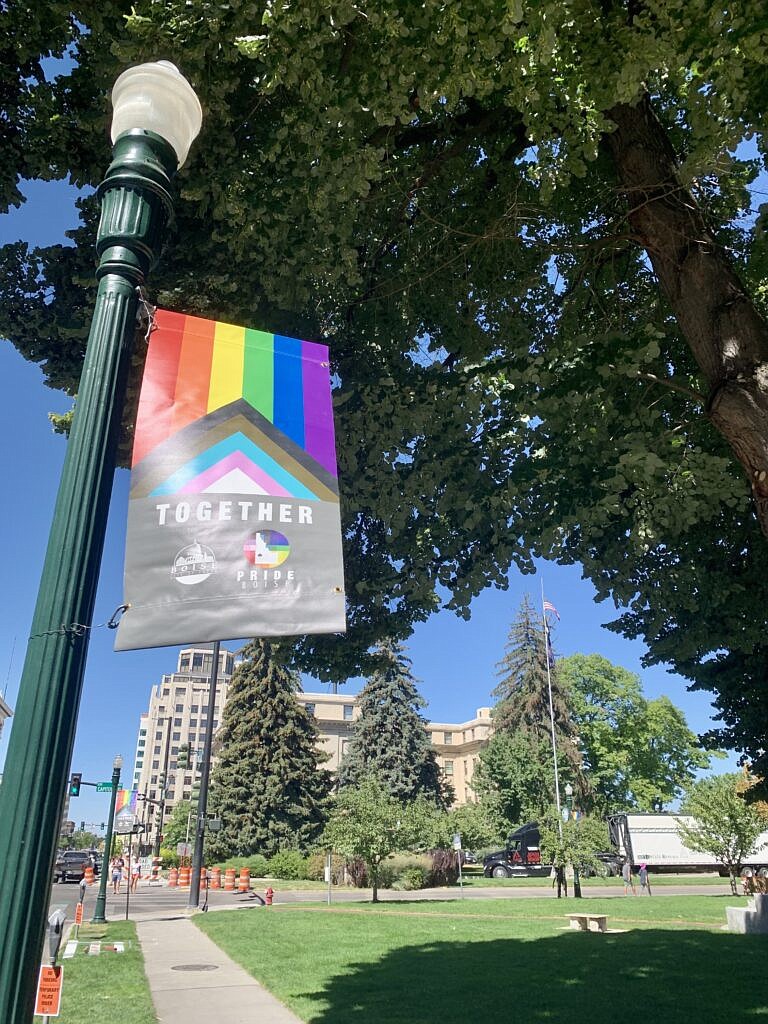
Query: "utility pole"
153 717 173 858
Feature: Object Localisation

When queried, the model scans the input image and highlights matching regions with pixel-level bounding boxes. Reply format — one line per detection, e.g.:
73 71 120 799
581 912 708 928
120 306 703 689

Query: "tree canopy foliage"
4 1 768 785
559 653 711 811
678 773 768 893
207 640 332 859
338 641 451 807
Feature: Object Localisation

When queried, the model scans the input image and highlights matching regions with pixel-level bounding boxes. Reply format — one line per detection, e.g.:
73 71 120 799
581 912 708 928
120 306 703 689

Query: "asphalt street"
48 878 736 921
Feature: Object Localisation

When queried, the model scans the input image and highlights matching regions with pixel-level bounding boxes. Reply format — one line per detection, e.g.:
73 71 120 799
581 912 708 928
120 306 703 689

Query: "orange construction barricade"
224 868 236 891
168 867 179 888
238 867 251 893
179 865 191 888
210 867 221 890
83 866 95 886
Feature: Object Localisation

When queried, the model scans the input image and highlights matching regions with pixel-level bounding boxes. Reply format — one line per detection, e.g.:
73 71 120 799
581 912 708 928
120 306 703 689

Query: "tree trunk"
371 864 379 903
605 94 768 535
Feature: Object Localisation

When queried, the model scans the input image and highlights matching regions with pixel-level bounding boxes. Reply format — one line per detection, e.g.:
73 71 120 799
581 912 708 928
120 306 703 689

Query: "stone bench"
566 913 608 933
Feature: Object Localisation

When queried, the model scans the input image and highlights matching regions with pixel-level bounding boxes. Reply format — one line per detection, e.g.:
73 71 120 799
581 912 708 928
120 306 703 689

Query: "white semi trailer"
607 813 768 873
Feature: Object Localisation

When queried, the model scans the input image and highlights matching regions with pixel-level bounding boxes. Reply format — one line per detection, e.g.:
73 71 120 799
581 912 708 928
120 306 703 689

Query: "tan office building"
295 692 493 805
132 646 235 832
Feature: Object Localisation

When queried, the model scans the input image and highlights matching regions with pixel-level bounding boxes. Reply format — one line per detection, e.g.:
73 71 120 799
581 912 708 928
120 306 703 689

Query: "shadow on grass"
298 930 768 1024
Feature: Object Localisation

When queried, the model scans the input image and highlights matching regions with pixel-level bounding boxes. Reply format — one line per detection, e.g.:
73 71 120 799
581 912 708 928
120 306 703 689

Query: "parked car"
53 850 99 883
460 851 478 866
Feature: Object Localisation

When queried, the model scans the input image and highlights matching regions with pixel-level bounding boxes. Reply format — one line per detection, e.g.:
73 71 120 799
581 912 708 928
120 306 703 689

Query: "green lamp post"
91 755 123 924
0 62 201 1024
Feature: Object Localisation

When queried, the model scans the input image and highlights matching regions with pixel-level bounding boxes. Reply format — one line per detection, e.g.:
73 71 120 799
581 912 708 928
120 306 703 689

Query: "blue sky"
0 176 739 828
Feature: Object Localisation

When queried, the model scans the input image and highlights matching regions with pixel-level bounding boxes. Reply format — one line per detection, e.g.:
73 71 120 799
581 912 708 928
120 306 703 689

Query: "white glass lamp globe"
110 61 202 167
113 754 124 770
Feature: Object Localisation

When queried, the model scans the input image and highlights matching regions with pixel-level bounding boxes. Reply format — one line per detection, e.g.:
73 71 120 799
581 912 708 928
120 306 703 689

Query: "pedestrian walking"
131 859 141 893
621 859 636 895
111 855 124 895
638 862 652 895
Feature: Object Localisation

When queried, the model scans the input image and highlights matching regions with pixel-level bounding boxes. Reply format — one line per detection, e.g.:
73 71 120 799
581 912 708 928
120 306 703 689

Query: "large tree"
492 596 586 797
338 641 451 808
558 653 711 812
207 640 332 859
4 1 768 785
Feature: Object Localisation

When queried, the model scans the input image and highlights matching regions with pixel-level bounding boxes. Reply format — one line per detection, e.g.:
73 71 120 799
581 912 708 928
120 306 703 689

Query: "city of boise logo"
171 541 216 585
243 530 291 568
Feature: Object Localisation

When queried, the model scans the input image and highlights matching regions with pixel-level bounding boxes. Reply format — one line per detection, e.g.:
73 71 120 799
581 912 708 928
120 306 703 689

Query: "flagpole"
541 580 563 839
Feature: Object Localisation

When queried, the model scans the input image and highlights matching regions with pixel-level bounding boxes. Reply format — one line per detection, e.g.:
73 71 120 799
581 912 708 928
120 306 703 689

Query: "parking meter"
78 877 87 904
46 909 67 965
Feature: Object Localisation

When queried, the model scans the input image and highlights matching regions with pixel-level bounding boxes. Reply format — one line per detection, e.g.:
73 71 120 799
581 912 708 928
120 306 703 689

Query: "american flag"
543 599 560 620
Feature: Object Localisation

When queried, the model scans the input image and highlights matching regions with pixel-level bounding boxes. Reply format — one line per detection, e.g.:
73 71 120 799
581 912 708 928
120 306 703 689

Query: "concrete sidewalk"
136 913 302 1024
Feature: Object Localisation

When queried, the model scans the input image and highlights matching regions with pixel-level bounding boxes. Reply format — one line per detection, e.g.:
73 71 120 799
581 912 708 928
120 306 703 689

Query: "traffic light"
176 744 190 769
190 780 201 809
69 772 82 797
80 821 85 831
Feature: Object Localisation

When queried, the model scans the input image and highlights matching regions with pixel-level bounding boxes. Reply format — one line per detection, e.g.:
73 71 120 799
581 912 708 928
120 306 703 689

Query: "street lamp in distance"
0 61 201 1024
91 755 124 925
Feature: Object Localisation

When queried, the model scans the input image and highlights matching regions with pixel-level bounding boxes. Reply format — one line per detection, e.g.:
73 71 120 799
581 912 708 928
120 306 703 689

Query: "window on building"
172 732 181 741
139 728 147 736
149 789 157 800
192 653 204 669
173 718 182 727
305 703 315 715
166 790 175 800
137 739 145 748
154 745 161 755
155 731 163 740
189 719 197 728
171 745 179 754
175 704 183 712
343 705 353 721
212 720 218 729
191 705 199 713
151 775 158 784
162 689 170 696
444 760 454 776
184 775 192 786
152 760 159 769
444 732 453 744
135 759 143 768
179 654 190 670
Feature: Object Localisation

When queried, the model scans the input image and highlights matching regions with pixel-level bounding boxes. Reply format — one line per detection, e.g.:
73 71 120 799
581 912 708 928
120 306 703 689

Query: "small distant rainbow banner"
115 310 346 650
115 789 137 815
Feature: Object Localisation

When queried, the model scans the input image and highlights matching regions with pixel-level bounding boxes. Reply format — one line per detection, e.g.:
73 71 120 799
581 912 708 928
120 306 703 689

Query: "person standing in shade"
111 855 124 895
622 859 636 895
638 862 651 895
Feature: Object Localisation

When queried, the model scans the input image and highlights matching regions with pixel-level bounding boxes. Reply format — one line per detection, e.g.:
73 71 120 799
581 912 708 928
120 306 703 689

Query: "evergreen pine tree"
493 595 587 798
207 639 332 859
338 641 452 808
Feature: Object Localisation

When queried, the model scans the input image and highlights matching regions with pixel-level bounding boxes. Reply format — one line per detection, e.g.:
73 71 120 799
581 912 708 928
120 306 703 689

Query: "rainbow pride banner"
116 310 346 650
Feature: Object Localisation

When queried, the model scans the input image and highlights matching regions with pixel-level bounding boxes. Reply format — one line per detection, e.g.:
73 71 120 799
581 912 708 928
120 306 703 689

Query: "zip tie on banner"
30 604 130 640
135 286 157 344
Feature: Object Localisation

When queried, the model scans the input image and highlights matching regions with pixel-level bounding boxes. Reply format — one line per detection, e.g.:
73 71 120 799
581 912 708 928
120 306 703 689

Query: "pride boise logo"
243 530 291 568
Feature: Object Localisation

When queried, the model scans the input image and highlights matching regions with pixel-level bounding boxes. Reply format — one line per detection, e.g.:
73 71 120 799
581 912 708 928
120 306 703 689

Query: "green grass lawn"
196 895 766 1024
55 922 156 1024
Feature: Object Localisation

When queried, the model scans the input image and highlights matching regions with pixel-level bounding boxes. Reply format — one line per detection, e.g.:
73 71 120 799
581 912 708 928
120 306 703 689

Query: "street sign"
176 843 192 857
452 833 462 851
114 809 137 834
74 903 84 926
95 782 114 793
34 965 63 1017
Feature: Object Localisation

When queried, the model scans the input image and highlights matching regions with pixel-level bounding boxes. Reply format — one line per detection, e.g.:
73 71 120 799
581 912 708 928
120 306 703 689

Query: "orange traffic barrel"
224 868 236 891
179 865 191 888
210 867 221 890
238 867 250 892
84 866 95 886
168 867 179 888
201 866 207 884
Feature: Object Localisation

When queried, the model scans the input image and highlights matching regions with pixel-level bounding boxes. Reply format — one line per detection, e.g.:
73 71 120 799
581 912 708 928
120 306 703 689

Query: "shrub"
267 849 307 880
393 866 428 891
159 847 180 868
428 848 460 886
246 854 270 877
346 856 368 887
305 853 346 883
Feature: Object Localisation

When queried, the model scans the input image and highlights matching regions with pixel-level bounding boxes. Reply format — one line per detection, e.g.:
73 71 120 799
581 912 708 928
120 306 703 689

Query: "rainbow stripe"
132 310 336 477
